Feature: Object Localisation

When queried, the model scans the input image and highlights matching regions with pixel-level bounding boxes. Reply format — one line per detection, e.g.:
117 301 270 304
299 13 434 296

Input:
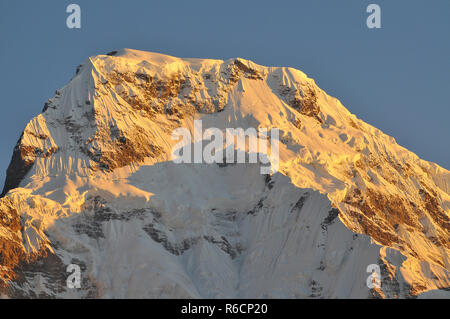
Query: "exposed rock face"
0 198 25 285
1 134 56 197
277 84 321 122
0 49 449 298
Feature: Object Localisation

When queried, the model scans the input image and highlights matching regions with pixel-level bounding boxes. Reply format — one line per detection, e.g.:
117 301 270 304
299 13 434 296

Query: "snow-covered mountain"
0 49 449 298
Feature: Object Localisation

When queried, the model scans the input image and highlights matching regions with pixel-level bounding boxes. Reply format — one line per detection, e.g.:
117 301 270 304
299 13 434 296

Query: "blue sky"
0 0 449 188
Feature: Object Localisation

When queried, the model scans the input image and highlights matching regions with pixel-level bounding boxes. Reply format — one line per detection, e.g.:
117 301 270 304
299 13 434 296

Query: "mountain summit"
0 49 449 298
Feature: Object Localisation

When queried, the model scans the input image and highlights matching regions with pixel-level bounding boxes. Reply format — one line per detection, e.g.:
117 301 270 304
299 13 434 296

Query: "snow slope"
0 49 449 298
